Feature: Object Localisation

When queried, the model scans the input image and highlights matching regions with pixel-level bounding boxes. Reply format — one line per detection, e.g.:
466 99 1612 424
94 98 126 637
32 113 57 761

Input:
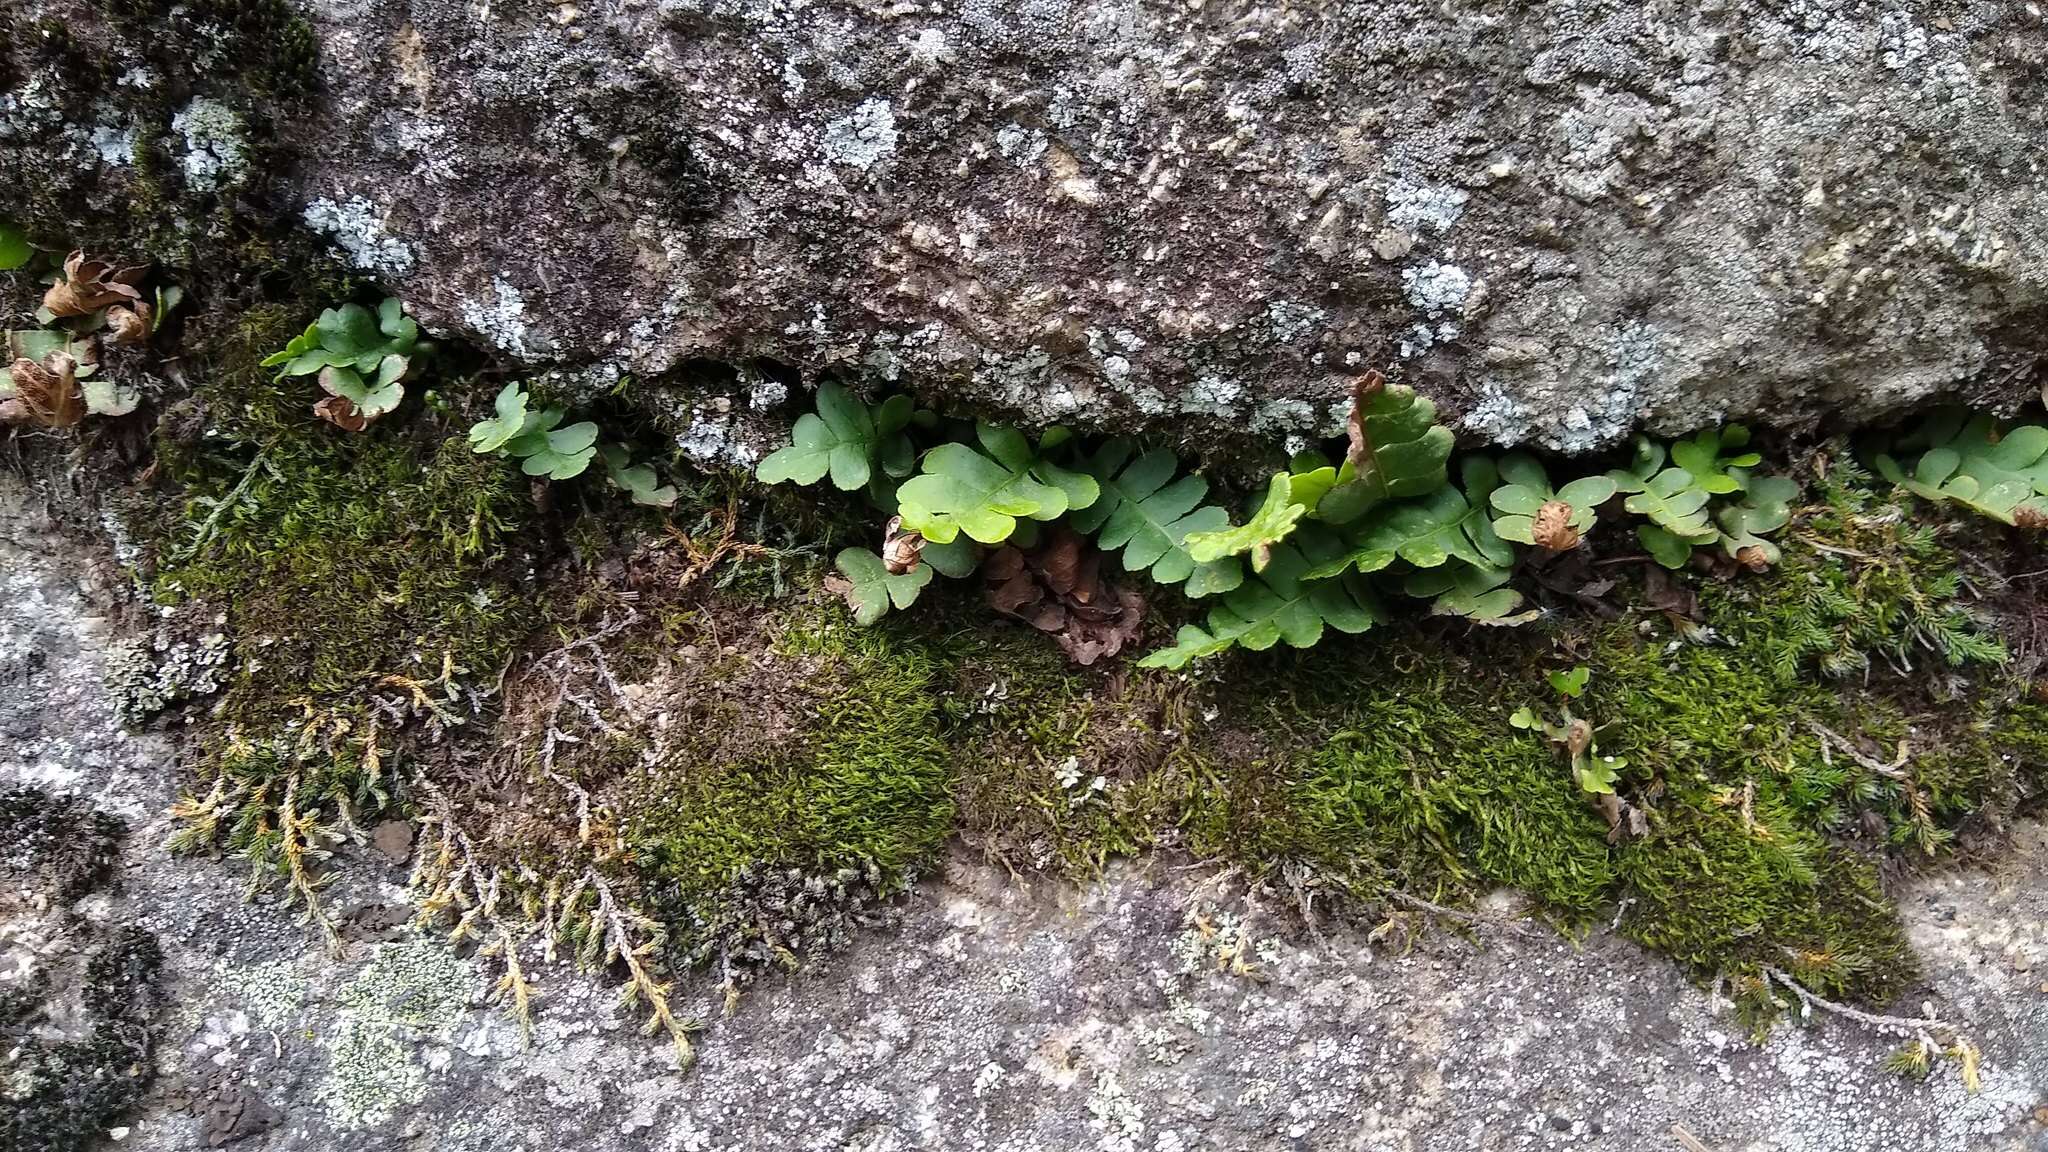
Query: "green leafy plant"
1138 535 1381 669
601 445 679 508
0 221 30 270
468 382 671 491
754 383 917 495
1306 457 1512 579
1511 668 1628 800
1403 560 1526 623
1669 425 1761 494
1870 409 2048 526
1068 439 1241 596
830 548 932 625
1607 438 1723 568
1547 665 1590 698
1489 453 1617 550
1314 371 1455 524
1184 473 1306 571
1715 475 1800 568
261 299 424 428
0 329 137 425
895 424 1095 545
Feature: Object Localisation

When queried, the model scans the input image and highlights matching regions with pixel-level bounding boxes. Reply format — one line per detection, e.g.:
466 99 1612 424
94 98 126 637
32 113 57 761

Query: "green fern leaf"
1070 439 1242 596
1714 474 1799 564
1403 560 1530 623
1184 473 1307 572
1871 408 2048 524
1489 452 1617 545
1315 374 1455 524
895 423 1080 544
833 547 932 625
755 383 916 491
1669 425 1760 494
1137 539 1380 669
1306 458 1509 578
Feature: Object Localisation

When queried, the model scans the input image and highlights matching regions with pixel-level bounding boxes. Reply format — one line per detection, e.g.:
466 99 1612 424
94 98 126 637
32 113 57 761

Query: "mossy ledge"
114 343 2048 1061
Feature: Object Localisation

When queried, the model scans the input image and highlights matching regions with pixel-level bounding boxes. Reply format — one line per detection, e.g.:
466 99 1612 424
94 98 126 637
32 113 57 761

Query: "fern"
1183 473 1307 572
895 424 1094 545
1138 533 1381 669
755 383 917 493
1306 457 1512 579
1870 408 2048 525
1314 372 1455 524
1069 439 1242 597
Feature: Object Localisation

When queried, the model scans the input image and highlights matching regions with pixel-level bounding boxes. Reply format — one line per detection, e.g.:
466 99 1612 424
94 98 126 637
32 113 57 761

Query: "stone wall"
6 0 2046 461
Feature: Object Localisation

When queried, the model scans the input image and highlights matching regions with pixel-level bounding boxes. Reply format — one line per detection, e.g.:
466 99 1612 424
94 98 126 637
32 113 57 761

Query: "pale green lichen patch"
318 939 474 1129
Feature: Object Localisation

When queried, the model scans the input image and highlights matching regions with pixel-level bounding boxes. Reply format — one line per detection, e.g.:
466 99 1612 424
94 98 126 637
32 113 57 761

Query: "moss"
92 0 318 102
0 787 124 900
627 614 954 967
153 429 536 708
0 793 161 1152
1617 807 1914 1007
1281 641 1619 914
1705 455 2007 683
0 928 163 1152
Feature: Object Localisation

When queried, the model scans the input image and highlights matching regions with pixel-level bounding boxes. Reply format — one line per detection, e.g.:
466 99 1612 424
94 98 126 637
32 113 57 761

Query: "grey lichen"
106 624 230 726
303 196 417 277
459 278 548 362
1402 261 1473 318
170 97 246 192
821 98 899 171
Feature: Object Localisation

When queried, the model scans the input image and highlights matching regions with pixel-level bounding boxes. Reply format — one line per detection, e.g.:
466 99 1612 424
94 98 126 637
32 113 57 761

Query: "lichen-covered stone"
7 0 2047 458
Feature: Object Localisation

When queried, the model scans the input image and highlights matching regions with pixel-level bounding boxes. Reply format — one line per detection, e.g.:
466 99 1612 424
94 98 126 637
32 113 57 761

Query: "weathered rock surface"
6 478 2048 1151
10 1 2048 459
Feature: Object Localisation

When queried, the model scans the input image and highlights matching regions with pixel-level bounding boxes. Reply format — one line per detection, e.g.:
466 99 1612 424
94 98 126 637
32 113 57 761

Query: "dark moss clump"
0 928 164 1152
1279 640 1620 915
0 787 124 901
0 794 161 1152
1705 455 2007 683
1617 807 1914 1007
91 0 318 101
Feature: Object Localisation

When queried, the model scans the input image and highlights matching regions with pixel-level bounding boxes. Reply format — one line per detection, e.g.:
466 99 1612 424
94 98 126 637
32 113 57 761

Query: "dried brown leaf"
983 546 1026 583
987 570 1042 616
982 531 1146 664
9 352 82 427
1594 793 1648 844
42 250 146 317
313 394 371 432
1038 529 1084 596
881 515 926 574
1343 368 1386 476
1530 500 1580 551
105 302 152 346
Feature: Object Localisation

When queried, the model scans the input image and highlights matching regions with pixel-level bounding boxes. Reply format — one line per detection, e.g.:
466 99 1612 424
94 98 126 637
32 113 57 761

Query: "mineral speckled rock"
7 2 2047 456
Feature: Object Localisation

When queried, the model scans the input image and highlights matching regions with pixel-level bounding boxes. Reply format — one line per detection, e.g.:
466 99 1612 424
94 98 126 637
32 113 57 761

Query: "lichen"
303 196 417 278
169 96 245 192
319 939 473 1128
1401 260 1472 317
820 97 898 171
459 277 547 361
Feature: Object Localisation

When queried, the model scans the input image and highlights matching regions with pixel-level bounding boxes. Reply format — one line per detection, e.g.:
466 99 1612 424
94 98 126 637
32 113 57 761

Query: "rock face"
9 2 2048 457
